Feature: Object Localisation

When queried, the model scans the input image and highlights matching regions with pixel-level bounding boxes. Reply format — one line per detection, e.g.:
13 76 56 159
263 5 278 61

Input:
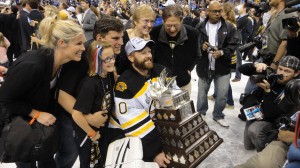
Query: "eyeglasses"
101 55 117 63
140 19 155 25
209 10 223 14
165 24 181 30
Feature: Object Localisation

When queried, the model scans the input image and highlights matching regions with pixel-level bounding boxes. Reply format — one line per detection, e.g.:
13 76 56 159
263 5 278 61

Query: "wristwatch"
272 60 279 66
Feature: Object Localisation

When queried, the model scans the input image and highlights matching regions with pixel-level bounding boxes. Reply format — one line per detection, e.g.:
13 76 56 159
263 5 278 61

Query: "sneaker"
231 78 241 82
200 113 206 120
225 104 234 109
207 95 215 100
214 119 229 127
238 114 246 121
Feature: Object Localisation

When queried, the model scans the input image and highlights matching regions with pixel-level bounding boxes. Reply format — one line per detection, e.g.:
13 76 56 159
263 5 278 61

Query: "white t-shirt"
206 21 221 70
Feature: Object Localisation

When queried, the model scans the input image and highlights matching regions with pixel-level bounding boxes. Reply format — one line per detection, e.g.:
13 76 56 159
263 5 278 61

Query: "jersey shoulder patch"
116 82 127 92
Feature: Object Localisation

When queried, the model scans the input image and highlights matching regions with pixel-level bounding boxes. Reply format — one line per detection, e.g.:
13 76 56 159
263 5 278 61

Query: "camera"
277 116 296 131
238 36 262 53
250 67 283 84
244 1 269 17
282 17 300 32
207 43 217 52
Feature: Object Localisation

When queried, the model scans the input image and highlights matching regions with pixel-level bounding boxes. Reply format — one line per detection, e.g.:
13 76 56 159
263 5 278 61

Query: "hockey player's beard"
133 57 153 70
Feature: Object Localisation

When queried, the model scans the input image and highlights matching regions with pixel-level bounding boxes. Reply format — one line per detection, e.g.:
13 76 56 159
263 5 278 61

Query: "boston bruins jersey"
110 64 166 138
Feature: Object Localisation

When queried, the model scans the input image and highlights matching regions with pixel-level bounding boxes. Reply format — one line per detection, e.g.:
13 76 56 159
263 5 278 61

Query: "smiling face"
98 30 124 55
134 16 155 37
129 46 153 71
101 47 115 75
164 16 182 37
61 34 85 62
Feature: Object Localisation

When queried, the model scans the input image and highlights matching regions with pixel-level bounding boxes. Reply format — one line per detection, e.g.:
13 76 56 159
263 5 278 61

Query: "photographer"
236 79 300 168
258 0 297 68
243 56 300 153
243 0 297 93
286 20 300 58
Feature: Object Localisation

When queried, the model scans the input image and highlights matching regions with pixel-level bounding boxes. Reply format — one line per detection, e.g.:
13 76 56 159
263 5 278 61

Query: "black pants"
15 157 56 168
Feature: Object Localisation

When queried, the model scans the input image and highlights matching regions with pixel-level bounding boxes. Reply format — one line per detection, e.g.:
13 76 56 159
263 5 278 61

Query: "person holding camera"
244 0 298 94
257 0 297 68
243 56 300 154
196 1 239 127
236 78 300 168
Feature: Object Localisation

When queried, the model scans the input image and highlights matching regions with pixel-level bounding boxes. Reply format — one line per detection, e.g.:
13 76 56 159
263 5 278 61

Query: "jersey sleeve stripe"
120 110 148 129
126 120 155 137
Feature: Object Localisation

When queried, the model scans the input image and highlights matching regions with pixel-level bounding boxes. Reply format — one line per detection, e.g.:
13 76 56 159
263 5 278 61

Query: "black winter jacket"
0 48 57 118
150 24 200 87
196 18 239 81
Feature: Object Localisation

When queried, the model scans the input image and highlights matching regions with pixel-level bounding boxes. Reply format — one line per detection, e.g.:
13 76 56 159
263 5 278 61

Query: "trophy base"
165 131 223 168
155 109 223 168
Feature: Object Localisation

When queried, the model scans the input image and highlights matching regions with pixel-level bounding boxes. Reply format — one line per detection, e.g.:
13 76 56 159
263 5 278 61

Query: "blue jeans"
227 84 234 105
54 112 78 168
197 72 230 120
235 49 242 79
212 84 234 105
244 77 258 94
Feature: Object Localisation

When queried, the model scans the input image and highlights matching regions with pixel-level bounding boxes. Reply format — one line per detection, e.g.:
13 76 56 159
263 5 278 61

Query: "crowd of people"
0 0 300 167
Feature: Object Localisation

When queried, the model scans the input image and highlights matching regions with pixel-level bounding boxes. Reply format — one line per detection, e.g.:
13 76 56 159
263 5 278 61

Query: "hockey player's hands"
153 152 170 168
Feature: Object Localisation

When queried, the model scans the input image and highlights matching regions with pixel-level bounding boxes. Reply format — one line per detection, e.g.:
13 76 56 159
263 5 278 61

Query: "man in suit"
19 0 32 53
232 3 253 82
80 0 97 41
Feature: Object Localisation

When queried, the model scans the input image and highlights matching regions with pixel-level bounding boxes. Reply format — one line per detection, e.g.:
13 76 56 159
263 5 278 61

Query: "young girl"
72 41 116 168
0 32 10 67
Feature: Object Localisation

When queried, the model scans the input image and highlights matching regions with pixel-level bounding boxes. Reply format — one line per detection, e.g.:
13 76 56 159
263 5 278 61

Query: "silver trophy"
151 69 223 168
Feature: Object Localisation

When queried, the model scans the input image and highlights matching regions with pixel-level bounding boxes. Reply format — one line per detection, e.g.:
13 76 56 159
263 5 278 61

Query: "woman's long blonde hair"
39 16 84 49
223 3 236 25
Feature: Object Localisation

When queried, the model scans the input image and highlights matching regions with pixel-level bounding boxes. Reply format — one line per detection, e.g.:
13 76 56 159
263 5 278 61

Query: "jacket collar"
158 24 188 46
199 17 227 35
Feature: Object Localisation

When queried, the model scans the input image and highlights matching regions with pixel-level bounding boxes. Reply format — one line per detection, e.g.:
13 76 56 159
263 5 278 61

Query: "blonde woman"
0 17 85 167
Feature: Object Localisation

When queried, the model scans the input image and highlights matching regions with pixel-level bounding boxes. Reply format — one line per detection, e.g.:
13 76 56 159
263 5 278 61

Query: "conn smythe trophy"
150 69 223 168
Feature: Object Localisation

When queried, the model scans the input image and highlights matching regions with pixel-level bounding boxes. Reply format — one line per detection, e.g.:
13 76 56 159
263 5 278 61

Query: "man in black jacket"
232 4 253 82
196 1 239 127
150 4 200 95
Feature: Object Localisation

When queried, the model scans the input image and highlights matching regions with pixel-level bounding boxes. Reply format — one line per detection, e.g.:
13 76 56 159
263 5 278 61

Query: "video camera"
238 64 283 84
238 36 262 53
283 0 300 32
244 0 269 17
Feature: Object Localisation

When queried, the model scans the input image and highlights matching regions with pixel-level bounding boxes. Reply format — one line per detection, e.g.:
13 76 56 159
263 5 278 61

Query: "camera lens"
250 74 265 84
